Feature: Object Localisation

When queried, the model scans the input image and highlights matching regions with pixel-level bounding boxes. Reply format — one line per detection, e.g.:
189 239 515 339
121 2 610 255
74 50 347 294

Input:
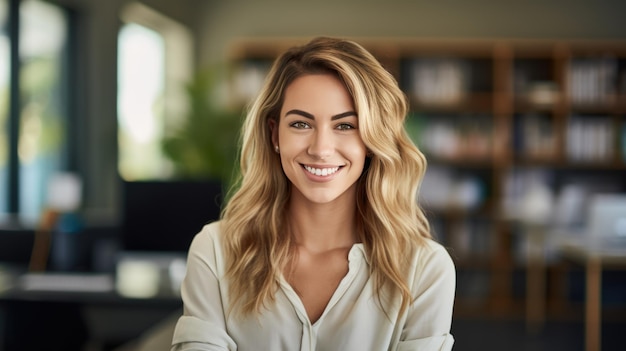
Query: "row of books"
514 113 556 159
408 58 470 105
407 115 493 160
566 115 616 162
512 113 625 162
568 57 620 105
405 56 625 107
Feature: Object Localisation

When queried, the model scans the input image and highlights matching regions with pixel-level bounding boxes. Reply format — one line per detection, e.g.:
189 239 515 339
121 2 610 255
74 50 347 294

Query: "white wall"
197 0 626 64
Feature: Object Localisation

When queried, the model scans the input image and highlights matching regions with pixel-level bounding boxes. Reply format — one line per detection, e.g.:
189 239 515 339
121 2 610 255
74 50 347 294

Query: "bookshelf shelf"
514 101 561 114
427 158 495 168
228 37 626 317
411 93 494 113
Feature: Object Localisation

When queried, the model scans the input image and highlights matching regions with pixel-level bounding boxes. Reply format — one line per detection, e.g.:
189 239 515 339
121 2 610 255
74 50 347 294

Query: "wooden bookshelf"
228 38 626 318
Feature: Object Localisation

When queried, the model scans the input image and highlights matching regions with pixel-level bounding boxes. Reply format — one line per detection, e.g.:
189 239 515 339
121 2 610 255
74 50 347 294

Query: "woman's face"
270 73 367 205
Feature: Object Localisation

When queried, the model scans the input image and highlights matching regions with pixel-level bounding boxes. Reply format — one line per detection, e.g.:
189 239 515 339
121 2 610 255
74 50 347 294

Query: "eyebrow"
285 109 357 121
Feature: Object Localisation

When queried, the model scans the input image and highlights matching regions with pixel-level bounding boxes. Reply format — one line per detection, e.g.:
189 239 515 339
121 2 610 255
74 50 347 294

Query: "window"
0 0 71 226
117 2 193 180
117 23 166 180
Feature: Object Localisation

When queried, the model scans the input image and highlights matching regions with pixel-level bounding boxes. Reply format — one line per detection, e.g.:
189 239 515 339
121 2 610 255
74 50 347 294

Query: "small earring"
274 145 280 154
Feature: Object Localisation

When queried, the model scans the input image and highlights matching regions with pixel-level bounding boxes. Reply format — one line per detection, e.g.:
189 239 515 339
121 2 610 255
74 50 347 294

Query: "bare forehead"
281 74 354 113
285 73 346 91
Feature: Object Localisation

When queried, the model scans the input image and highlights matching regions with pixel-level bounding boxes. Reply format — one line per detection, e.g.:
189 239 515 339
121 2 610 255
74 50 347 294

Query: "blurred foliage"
20 57 64 163
161 65 243 187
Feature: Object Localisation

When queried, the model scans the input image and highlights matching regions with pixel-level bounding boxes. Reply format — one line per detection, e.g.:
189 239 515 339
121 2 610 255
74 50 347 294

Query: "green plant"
161 66 243 187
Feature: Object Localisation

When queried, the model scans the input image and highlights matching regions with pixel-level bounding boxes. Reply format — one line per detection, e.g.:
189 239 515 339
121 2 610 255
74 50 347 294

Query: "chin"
299 187 355 206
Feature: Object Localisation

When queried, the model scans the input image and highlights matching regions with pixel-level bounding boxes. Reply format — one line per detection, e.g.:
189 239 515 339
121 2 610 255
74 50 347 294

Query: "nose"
307 128 334 160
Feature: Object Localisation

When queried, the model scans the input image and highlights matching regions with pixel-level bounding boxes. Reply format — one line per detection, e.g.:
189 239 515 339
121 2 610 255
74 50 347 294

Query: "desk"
560 244 626 351
0 271 182 351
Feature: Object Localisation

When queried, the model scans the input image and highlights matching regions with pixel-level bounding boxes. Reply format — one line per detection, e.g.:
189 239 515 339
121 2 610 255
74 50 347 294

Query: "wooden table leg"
526 226 545 334
585 257 601 351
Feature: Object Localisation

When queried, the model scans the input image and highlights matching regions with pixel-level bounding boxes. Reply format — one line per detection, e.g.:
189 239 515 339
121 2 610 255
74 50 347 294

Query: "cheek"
349 139 368 163
277 134 302 168
279 129 309 152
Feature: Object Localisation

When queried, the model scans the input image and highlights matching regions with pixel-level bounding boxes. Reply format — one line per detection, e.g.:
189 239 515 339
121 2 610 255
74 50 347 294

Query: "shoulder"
409 239 456 293
188 221 222 255
415 239 454 267
186 221 226 275
190 220 222 247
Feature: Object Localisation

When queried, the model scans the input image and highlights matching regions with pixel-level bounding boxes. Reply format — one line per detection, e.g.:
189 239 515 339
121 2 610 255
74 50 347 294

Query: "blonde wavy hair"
221 36 431 317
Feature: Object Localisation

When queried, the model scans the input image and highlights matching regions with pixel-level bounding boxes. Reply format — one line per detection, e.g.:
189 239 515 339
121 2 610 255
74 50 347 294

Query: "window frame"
1 0 75 227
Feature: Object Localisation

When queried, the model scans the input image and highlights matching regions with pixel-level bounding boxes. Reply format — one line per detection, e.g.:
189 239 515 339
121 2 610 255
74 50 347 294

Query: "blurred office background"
1 0 626 350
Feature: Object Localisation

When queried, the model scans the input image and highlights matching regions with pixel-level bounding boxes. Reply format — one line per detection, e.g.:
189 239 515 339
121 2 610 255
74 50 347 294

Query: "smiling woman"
270 74 367 207
171 37 456 351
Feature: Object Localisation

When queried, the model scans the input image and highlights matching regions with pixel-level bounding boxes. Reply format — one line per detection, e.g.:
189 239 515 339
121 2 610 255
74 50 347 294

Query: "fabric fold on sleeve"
397 333 454 351
171 315 237 351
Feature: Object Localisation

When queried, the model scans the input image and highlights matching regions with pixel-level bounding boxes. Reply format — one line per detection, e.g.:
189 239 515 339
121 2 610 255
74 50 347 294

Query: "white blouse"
171 221 455 351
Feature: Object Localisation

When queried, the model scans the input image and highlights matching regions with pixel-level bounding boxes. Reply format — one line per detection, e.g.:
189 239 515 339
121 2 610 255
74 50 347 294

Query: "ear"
268 118 278 148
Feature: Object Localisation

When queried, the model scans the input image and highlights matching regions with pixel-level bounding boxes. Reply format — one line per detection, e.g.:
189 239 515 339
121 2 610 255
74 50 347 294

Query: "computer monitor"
121 180 223 253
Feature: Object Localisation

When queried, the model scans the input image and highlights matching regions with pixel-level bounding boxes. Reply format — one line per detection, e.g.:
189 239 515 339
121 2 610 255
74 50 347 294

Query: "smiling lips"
303 165 341 177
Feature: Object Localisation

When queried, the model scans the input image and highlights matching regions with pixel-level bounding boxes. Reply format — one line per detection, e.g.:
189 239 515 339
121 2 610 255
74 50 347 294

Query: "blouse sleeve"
397 242 456 351
171 226 237 351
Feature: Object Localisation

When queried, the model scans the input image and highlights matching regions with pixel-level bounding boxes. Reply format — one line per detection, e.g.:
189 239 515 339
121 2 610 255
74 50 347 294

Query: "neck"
287 193 358 253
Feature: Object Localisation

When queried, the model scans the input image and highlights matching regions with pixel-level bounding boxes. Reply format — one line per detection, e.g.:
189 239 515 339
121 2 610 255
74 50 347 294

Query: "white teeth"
304 165 340 176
